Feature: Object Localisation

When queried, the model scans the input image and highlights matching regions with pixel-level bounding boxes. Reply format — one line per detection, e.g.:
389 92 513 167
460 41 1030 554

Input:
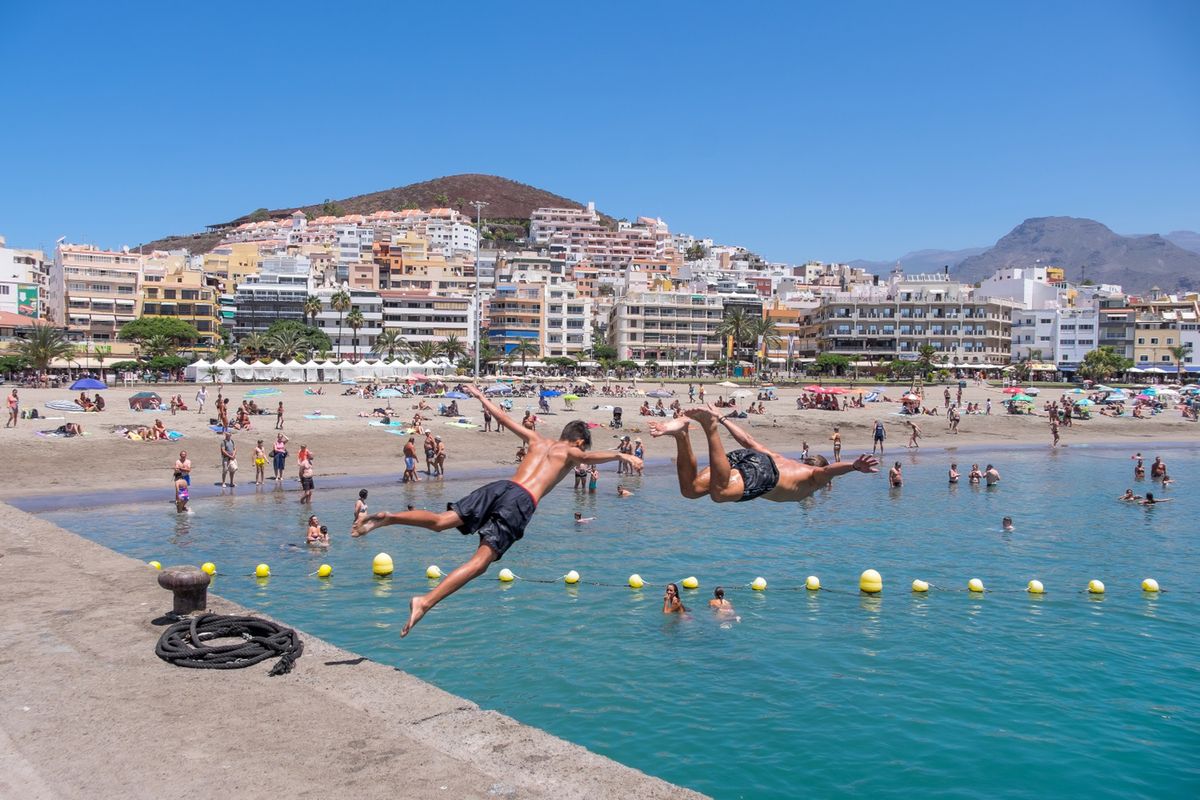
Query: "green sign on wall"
17 285 38 318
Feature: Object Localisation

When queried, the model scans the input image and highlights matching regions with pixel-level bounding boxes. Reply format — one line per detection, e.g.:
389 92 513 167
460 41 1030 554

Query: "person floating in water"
573 512 596 524
709 586 733 612
351 384 642 636
649 405 878 504
663 583 687 614
1002 516 1014 531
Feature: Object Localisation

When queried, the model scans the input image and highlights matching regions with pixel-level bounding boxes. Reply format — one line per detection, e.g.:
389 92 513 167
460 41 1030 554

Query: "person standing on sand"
482 407 493 432
254 439 267 485
403 437 420 483
649 406 878 505
1050 417 1060 447
219 433 237 487
433 435 446 477
272 433 289 481
276 401 284 430
174 450 192 485
299 454 315 504
6 388 18 428
351 384 641 637
944 387 951 409
195 386 207 415
424 431 437 475
831 426 842 462
872 420 885 454
907 420 922 449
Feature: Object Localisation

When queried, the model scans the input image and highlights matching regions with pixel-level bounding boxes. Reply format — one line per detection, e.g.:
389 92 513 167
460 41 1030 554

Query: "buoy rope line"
155 613 303 676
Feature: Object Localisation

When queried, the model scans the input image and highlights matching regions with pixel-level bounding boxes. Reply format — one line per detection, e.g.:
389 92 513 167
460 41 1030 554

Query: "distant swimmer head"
1002 516 1014 531
713 586 725 600
560 419 592 449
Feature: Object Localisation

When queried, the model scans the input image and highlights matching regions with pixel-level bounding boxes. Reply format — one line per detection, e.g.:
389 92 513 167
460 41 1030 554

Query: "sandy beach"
2 379 1195 503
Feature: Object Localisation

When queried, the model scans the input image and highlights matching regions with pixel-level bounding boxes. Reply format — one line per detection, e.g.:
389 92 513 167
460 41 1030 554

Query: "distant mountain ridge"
137 174 602 254
850 218 1200 293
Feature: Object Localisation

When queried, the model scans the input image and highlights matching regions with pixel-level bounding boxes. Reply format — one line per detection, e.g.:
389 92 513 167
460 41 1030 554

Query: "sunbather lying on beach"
352 384 642 636
649 405 878 503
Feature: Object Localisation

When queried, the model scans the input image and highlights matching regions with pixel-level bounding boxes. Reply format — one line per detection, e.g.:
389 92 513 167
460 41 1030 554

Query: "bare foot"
683 406 719 426
400 596 429 637
351 512 386 537
649 417 690 437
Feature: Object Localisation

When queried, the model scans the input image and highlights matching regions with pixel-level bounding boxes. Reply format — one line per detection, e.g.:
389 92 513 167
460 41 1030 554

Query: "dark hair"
802 455 829 467
894 462 902 469
359 489 368 499
1145 492 1155 502
560 420 592 449
173 471 182 480
714 587 725 599
319 525 328 534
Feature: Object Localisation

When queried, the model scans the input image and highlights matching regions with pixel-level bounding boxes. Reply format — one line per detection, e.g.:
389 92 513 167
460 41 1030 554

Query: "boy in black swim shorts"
351 384 641 637
648 405 878 504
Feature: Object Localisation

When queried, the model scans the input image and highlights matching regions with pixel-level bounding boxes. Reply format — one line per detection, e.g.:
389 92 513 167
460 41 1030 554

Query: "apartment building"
0 236 48 317
379 292 474 351
1133 315 1181 368
607 289 725 364
816 274 1016 366
1096 296 1136 360
311 286 383 360
762 298 821 364
488 283 545 356
202 242 263 292
51 243 144 355
231 255 312 339
141 252 221 347
543 283 592 358
529 203 680 268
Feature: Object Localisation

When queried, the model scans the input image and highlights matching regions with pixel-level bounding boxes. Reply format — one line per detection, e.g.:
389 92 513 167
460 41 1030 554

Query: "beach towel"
46 400 85 412
368 420 410 427
166 431 184 440
208 424 228 432
383 428 418 436
303 414 337 420
864 392 880 402
37 430 87 438
445 421 478 429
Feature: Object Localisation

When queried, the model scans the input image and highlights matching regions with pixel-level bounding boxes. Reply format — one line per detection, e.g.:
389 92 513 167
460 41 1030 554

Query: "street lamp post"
471 200 488 379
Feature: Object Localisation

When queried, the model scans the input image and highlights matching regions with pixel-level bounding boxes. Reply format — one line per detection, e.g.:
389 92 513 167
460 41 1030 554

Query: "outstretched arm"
804 453 879 490
567 446 643 471
465 384 535 442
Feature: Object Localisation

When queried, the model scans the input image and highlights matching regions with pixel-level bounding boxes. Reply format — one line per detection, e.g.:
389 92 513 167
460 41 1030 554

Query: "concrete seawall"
0 503 706 800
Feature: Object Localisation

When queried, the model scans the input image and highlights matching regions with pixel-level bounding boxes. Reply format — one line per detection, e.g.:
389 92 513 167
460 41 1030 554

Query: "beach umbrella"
1012 393 1034 402
128 391 161 410
1076 398 1095 407
1002 387 1022 394
1140 386 1158 396
563 393 580 401
1095 385 1117 392
540 389 563 398
412 373 430 381
718 381 738 388
647 389 673 398
825 387 847 395
803 385 824 392
69 378 107 390
376 388 402 398
485 384 512 395
902 393 921 401
1069 387 1087 394
445 391 469 400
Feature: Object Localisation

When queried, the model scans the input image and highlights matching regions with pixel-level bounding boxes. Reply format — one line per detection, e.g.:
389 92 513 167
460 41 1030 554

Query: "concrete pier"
0 503 705 800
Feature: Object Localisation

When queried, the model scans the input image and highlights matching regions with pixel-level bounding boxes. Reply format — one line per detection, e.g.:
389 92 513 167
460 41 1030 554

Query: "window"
1150 338 1159 345
1139 355 1149 362
1137 338 1145 344
0 285 8 295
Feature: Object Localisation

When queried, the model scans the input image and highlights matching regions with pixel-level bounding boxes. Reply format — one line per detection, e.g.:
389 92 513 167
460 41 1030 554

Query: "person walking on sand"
906 420 922 449
648 406 878 505
275 401 285 430
1050 417 1060 447
830 426 842 462
872 420 885 454
219 432 237 487
195 386 207 416
351 384 641 637
272 432 289 482
6 388 18 428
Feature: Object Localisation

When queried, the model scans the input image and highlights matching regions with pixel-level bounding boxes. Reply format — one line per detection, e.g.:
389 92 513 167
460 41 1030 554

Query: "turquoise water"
45 446 1200 798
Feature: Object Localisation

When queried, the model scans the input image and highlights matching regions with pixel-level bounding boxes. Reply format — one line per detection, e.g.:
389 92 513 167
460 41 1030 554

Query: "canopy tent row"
183 359 453 382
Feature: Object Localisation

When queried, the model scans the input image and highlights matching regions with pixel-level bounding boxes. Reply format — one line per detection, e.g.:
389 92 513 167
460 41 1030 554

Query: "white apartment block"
543 284 593 358
312 286 383 360
529 202 678 267
607 289 725 364
0 236 49 317
51 243 144 347
232 255 313 339
379 292 475 351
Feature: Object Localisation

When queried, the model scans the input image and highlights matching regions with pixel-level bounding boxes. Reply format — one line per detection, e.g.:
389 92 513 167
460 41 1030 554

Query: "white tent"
265 359 287 380
300 360 323 382
186 358 212 382
230 359 254 381
251 360 273 381
282 359 307 382
210 359 233 383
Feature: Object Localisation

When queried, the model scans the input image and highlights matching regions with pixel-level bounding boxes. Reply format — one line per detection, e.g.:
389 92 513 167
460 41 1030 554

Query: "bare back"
509 435 582 502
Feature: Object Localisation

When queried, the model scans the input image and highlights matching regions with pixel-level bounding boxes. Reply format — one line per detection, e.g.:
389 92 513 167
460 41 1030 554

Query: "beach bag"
229 459 239 471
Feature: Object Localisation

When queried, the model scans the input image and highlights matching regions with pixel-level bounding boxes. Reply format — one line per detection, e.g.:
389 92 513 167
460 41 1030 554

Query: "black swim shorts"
300 476 314 491
448 480 537 560
726 449 780 502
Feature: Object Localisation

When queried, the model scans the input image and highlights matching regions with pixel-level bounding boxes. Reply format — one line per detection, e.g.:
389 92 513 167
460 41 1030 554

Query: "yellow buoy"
859 569 882 594
372 553 394 577
681 576 699 590
317 564 333 578
498 568 515 582
968 578 984 593
254 563 270 578
148 560 162 570
805 575 821 591
200 562 216 576
1088 579 1105 595
751 576 768 591
628 573 644 589
912 579 929 593
1141 578 1160 593
425 564 443 580
564 570 580 585
1027 579 1045 594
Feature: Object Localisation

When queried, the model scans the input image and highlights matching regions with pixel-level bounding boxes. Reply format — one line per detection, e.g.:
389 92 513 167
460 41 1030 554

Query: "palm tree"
346 307 365 361
10 325 75 373
412 341 439 364
475 338 500 375
93 344 112 382
143 334 176 359
749 317 782 376
1169 344 1192 382
374 329 407 361
330 290 352 359
238 333 267 360
916 343 938 379
267 329 313 362
303 295 323 327
439 333 467 363
716 307 752 375
512 339 540 374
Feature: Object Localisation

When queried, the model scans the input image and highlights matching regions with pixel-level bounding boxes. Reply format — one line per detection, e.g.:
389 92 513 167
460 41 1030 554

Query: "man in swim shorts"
649 405 878 503
351 384 641 637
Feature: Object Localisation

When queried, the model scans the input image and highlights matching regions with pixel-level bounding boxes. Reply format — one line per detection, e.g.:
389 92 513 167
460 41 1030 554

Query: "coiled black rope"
155 613 303 676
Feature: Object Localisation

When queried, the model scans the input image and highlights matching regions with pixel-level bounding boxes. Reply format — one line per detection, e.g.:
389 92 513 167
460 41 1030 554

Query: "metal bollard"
157 566 211 615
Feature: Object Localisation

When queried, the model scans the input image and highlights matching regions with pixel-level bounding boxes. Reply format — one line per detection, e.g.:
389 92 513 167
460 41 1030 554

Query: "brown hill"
137 174 603 254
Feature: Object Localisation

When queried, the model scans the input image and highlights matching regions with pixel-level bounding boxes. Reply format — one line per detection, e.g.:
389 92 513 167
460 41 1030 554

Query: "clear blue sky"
2 0 1197 262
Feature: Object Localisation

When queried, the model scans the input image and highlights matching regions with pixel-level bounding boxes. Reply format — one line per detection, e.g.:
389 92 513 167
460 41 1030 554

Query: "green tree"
329 290 352 359
374 329 407 361
434 192 450 206
1078 346 1134 381
412 341 440 364
264 320 331 352
1168 344 1191 380
142 334 177 358
119 317 199 348
749 316 782 374
438 333 467 363
9 325 75 372
248 207 272 222
589 342 618 362
238 333 267 360
916 343 938 378
815 352 850 376
346 307 365 361
267 328 314 361
0 354 30 377
512 339 540 373
684 243 706 261
303 295 323 327
319 199 345 217
93 344 112 381
716 307 754 373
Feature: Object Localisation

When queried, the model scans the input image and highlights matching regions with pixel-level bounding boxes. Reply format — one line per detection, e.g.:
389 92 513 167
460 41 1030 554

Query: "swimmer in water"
306 514 322 544
948 463 960 484
968 464 982 485
649 406 878 505
1002 516 1014 531
354 489 369 523
1118 489 1142 501
889 462 903 487
708 586 733 612
1141 492 1171 505
617 485 634 497
350 384 641 637
573 512 596 524
663 583 687 614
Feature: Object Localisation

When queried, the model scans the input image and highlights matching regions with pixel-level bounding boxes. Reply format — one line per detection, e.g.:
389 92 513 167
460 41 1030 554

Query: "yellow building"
1046 266 1065 283
142 253 221 348
51 243 144 359
202 242 262 291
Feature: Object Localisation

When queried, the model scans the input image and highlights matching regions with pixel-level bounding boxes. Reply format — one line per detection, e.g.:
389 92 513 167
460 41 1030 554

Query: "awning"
88 315 116 323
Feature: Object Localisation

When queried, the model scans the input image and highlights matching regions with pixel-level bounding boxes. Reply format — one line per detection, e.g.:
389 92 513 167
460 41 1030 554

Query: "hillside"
952 217 1200 292
850 246 987 275
138 174 606 254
